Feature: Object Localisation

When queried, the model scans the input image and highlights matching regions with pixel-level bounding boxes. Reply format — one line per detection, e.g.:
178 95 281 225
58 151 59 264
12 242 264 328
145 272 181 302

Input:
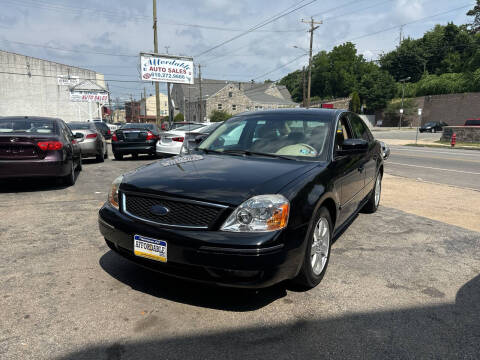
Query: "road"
373 129 441 141
0 150 479 359
385 145 480 190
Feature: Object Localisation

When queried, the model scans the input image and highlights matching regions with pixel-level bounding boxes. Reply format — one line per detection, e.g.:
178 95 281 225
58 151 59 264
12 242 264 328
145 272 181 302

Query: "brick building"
172 79 297 122
125 100 140 123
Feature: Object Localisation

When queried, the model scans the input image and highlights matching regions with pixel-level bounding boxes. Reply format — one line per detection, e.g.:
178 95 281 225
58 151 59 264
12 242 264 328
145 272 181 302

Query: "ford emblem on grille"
150 204 169 216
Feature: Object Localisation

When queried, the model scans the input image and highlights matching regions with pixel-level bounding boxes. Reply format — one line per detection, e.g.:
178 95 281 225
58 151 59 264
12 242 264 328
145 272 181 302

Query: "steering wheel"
276 143 317 156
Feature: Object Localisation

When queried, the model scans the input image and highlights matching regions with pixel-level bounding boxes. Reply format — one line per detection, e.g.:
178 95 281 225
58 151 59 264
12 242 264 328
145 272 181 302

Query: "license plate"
133 235 167 262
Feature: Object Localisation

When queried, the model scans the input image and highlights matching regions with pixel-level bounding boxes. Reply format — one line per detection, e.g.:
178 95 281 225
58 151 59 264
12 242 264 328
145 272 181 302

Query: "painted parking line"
388 161 480 175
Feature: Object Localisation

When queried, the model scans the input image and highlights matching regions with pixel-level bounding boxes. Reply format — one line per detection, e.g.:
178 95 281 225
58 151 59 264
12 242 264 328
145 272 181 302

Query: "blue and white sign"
140 53 194 84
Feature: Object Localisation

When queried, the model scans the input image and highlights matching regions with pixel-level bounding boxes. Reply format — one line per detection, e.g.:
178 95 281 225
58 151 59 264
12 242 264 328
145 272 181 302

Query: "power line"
195 0 317 57
252 55 307 80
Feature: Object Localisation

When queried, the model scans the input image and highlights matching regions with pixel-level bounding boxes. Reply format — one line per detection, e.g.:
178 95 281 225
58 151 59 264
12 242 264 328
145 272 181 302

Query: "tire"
77 156 82 171
113 152 123 161
96 146 105 162
132 153 138 159
293 207 332 289
63 160 76 186
363 172 382 213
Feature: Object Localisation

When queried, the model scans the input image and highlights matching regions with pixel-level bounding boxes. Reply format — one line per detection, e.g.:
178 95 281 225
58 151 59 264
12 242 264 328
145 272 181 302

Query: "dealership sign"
140 53 194 84
69 91 109 103
58 76 80 86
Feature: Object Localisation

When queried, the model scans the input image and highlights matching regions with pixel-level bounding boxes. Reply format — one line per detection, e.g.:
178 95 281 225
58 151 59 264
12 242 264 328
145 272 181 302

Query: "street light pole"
398 76 411 129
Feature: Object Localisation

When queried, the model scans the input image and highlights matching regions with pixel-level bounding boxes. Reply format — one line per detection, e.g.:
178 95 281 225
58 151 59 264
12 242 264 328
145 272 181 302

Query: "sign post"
416 108 422 145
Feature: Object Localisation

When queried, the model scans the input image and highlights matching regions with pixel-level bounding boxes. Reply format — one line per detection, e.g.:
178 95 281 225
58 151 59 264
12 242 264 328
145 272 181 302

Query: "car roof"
231 108 343 120
0 116 62 122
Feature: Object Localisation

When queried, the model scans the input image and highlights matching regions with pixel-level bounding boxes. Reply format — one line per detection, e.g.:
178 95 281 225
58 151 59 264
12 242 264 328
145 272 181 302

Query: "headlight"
108 175 123 209
221 194 289 232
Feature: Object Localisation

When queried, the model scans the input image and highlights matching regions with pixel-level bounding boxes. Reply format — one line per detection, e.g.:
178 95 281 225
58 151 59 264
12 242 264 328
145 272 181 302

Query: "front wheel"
113 152 123 161
293 207 332 289
363 173 382 213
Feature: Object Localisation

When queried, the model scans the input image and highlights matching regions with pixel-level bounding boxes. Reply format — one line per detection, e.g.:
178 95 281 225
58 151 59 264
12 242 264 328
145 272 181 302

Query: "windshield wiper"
221 149 295 160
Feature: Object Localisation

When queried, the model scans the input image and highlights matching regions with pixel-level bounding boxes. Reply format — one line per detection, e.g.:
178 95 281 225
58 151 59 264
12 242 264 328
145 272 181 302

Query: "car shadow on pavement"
0 172 80 193
99 250 287 312
111 154 159 161
57 273 480 359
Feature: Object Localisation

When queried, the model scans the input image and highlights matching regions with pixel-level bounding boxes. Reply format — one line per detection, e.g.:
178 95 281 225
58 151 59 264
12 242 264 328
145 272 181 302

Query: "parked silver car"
67 122 108 162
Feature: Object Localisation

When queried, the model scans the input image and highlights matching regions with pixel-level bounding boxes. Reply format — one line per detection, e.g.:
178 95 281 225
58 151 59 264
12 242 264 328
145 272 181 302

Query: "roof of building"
71 79 107 92
176 78 296 105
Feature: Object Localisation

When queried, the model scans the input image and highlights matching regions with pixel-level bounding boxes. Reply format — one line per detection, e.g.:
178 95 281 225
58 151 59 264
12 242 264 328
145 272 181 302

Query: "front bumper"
98 204 307 288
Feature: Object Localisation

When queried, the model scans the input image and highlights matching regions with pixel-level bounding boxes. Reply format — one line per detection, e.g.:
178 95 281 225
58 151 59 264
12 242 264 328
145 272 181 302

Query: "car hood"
121 154 321 206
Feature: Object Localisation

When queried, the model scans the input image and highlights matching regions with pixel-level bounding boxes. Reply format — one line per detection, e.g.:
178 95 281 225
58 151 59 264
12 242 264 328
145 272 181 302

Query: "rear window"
465 120 480 126
121 123 153 130
175 124 205 131
68 123 94 130
0 118 56 134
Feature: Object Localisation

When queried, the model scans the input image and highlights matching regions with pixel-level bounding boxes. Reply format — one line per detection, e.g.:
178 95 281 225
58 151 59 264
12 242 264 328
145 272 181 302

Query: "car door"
348 113 377 196
60 121 80 161
332 113 365 225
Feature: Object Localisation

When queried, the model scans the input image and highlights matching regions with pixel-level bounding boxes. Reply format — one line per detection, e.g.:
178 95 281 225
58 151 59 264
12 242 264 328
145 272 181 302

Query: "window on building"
218 104 223 110
232 104 237 111
228 92 233 98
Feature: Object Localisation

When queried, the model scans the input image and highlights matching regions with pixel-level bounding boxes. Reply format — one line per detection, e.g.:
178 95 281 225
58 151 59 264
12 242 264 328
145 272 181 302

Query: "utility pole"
107 84 112 123
164 45 174 127
399 25 404 46
198 64 203 121
301 18 322 108
302 66 306 108
153 0 161 126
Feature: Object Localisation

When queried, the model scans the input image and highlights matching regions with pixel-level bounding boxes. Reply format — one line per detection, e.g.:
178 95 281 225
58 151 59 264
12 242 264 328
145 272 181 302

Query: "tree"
467 0 480 34
384 98 416 126
358 68 396 113
349 91 361 113
173 113 184 122
209 110 232 122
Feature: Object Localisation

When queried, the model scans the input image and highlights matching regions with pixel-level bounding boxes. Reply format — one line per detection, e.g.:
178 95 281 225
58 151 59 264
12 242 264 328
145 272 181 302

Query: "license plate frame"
133 234 167 262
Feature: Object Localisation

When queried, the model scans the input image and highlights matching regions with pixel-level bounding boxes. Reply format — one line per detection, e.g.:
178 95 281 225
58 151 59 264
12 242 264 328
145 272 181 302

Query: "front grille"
123 193 225 228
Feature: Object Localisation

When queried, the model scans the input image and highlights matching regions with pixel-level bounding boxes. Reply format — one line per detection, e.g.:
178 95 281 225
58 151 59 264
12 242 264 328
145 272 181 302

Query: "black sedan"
111 123 160 160
419 121 448 133
99 109 383 289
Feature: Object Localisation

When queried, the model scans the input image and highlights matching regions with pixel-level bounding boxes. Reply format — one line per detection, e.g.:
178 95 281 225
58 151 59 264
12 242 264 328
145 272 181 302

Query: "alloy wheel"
311 217 330 276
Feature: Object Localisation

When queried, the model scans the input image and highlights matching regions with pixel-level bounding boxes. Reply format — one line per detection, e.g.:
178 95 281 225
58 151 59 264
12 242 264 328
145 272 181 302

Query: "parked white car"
156 123 208 156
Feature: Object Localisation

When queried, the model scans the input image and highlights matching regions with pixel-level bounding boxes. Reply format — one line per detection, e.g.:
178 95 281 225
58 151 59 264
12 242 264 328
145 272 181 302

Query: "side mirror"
339 139 368 154
74 133 84 139
194 135 207 144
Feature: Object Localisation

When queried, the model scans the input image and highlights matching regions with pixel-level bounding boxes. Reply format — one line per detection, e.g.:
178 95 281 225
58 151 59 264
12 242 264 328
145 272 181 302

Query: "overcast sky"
0 0 473 102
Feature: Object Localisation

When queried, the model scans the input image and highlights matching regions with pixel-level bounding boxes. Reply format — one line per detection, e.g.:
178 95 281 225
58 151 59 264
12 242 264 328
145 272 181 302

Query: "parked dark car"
99 109 383 289
93 121 112 140
0 116 82 185
111 123 160 160
419 121 448 133
464 119 480 126
179 122 223 155
67 122 108 162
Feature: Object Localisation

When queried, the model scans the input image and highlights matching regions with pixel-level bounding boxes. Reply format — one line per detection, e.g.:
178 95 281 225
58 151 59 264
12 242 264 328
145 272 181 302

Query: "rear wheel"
113 152 123 161
363 173 382 213
96 146 105 162
77 156 82 171
63 161 76 186
293 207 332 289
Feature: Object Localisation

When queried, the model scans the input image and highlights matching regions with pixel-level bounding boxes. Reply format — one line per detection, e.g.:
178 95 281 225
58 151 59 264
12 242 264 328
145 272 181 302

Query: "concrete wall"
441 126 480 143
422 93 480 126
0 50 104 123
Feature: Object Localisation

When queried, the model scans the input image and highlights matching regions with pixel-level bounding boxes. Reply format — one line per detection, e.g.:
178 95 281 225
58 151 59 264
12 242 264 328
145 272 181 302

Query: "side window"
349 114 371 142
223 122 246 146
334 115 353 151
59 121 72 141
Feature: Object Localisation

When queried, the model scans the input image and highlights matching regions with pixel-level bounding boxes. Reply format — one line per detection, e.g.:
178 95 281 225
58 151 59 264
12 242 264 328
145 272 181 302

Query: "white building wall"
0 50 105 122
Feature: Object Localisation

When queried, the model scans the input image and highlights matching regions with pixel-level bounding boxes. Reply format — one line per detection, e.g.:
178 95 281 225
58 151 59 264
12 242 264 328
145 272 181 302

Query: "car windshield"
199 114 331 160
0 118 56 134
174 124 205 131
68 123 93 130
197 122 222 134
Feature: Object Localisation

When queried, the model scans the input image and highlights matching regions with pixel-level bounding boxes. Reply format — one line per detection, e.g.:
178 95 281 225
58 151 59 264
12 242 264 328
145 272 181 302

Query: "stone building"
172 79 297 122
139 94 169 122
0 49 106 122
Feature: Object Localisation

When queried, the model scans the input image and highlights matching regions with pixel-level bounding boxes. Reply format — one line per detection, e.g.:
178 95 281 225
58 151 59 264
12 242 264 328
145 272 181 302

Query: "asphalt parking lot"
1 149 479 359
